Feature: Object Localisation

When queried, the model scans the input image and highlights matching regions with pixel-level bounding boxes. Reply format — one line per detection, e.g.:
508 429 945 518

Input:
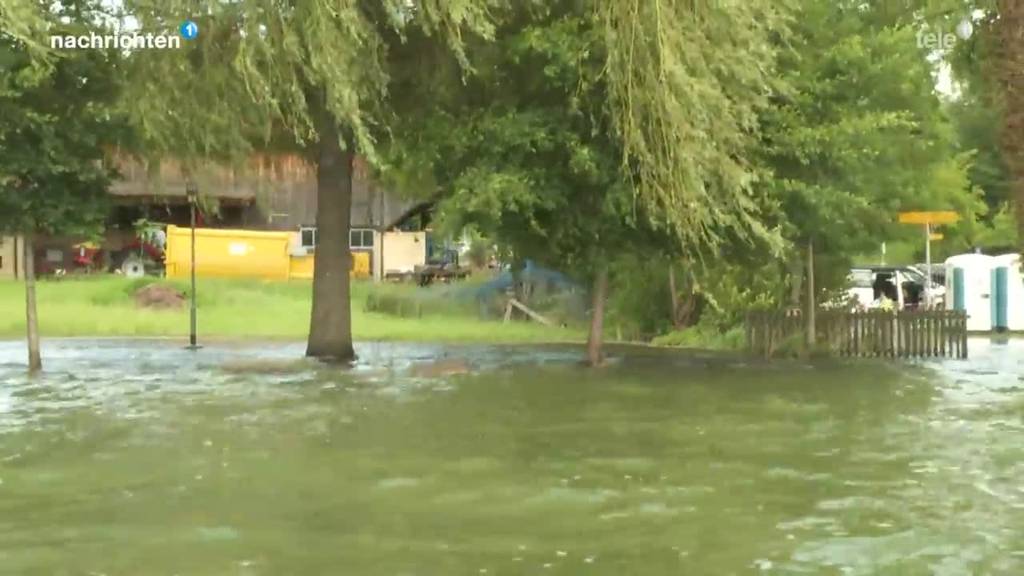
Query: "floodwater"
0 339 1022 575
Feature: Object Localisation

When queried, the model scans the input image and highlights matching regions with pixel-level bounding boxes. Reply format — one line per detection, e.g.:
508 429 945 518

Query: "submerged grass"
0 275 582 343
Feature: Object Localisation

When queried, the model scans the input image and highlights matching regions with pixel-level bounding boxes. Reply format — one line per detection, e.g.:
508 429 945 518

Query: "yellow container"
352 251 371 279
289 253 315 280
288 251 370 279
166 226 373 280
165 226 292 280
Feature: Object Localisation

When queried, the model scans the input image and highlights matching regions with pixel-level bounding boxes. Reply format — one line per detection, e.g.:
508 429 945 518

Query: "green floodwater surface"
0 339 1022 575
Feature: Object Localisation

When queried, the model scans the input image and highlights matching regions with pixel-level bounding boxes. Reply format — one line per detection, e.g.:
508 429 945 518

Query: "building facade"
20 152 426 279
0 236 24 280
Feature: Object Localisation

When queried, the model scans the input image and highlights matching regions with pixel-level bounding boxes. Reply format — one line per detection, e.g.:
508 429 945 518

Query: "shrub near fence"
747 309 968 359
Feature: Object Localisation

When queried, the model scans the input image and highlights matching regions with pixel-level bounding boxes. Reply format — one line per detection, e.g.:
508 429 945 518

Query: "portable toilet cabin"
945 253 996 332
992 254 1024 331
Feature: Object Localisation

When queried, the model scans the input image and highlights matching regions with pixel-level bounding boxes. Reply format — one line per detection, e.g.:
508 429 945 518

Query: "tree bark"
305 107 356 362
586 265 609 367
805 238 816 349
787 251 804 307
994 0 1024 247
23 234 41 373
669 263 680 328
513 257 529 316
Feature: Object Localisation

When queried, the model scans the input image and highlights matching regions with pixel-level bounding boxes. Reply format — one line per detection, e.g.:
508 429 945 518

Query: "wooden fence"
746 309 968 359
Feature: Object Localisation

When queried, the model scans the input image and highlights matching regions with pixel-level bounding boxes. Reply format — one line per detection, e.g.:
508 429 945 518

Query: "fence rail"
746 309 968 359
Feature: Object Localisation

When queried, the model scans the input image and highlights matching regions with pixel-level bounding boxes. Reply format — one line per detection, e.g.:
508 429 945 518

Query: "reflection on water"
0 338 1022 574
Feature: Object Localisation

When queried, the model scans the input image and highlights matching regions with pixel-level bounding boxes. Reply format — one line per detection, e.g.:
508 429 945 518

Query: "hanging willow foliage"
122 0 496 160
597 0 791 254
0 0 53 62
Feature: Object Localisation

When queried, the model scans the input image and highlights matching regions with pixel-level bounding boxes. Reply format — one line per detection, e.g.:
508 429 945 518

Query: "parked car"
911 264 946 291
846 266 945 310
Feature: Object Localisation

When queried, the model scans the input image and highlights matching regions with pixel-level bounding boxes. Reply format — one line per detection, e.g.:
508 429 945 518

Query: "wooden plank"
919 314 925 358
508 298 554 326
854 311 861 357
871 313 878 357
942 311 950 356
911 314 918 358
961 312 968 359
926 313 932 357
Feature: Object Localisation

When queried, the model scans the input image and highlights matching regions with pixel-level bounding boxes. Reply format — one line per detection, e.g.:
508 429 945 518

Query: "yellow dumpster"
165 226 292 280
289 253 315 280
352 251 371 278
166 225 374 280
288 251 371 279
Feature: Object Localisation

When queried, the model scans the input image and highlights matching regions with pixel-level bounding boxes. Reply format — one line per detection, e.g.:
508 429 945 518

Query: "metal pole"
925 222 932 310
189 198 198 347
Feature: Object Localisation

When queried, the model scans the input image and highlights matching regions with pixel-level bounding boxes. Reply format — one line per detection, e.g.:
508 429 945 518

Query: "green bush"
365 292 423 318
650 323 746 350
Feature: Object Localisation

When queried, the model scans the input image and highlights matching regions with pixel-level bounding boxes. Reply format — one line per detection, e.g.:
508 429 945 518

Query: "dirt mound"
134 283 186 310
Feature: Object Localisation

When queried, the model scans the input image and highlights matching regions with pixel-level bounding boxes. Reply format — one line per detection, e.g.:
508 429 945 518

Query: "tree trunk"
805 238 816 349
669 263 681 328
787 251 804 308
510 258 528 320
995 0 1024 246
586 265 609 367
305 108 356 362
23 235 41 373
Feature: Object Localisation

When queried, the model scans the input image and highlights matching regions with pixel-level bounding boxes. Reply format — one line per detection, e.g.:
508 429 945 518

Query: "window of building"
350 229 374 249
300 227 374 250
300 227 317 249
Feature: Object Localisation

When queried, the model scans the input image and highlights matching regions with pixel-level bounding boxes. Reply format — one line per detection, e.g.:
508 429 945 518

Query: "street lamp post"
186 180 200 349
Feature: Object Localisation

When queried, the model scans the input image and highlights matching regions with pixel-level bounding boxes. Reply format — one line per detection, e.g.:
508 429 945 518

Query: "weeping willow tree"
598 0 790 254
587 0 789 360
122 0 495 361
382 1 792 364
0 0 49 57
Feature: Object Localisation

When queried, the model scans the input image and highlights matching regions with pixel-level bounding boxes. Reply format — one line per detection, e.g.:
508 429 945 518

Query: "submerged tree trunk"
805 239 816 349
23 235 41 373
586 265 609 367
306 109 356 362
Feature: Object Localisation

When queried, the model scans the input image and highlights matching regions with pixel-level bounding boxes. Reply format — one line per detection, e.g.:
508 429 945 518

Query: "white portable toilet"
945 253 996 332
992 254 1024 331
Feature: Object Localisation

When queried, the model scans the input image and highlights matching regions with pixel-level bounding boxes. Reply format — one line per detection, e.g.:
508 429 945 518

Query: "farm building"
17 151 427 280
0 236 25 280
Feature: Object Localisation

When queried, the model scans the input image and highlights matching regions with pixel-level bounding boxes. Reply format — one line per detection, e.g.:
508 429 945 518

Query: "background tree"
759 0 973 333
122 0 494 362
0 1 123 371
386 0 789 364
945 0 1023 247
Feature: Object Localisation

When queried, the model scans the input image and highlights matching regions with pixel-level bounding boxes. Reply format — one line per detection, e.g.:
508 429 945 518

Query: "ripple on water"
791 531 963 574
375 477 422 490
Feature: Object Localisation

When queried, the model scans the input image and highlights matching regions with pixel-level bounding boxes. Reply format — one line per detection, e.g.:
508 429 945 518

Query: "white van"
846 266 944 310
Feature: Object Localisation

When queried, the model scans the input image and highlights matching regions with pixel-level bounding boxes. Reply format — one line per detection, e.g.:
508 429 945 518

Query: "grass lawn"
0 275 583 343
